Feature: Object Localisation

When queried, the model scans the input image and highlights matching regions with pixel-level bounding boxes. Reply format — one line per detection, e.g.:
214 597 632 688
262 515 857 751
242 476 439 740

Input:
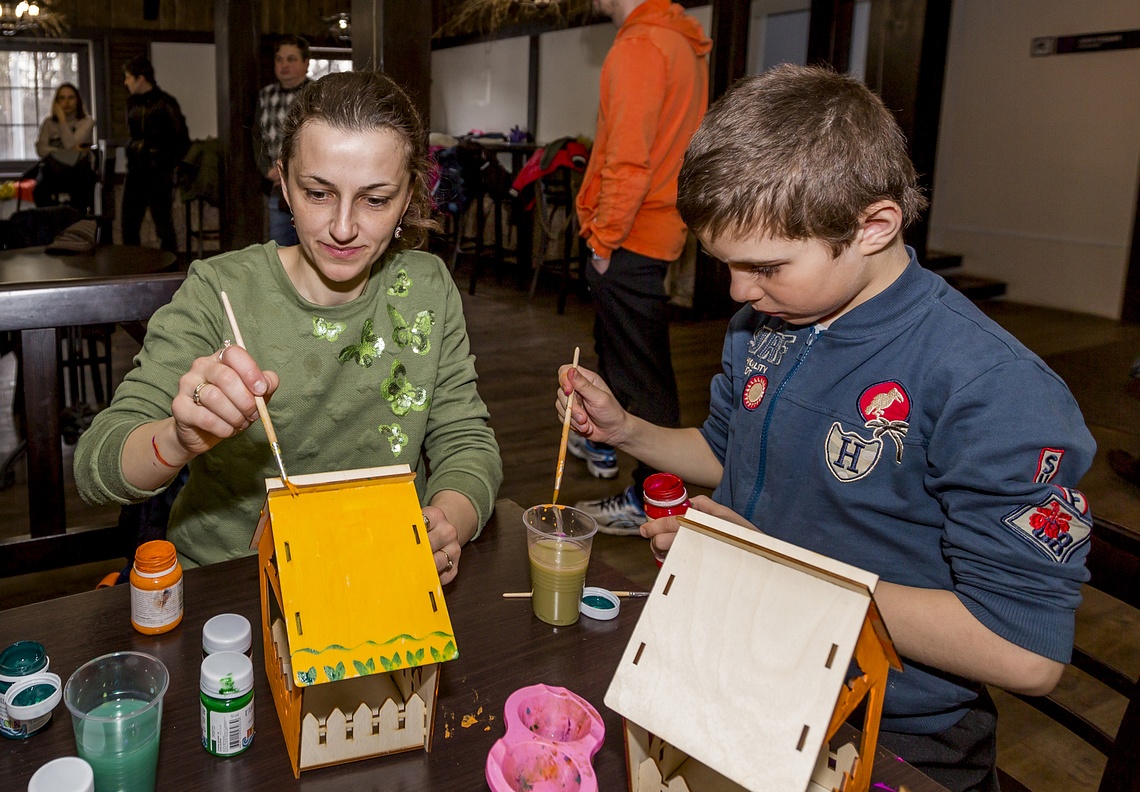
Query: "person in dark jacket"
121 56 189 253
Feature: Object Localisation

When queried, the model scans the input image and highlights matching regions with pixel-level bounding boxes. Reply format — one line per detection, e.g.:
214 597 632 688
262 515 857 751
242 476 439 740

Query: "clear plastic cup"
63 652 168 792
524 505 598 626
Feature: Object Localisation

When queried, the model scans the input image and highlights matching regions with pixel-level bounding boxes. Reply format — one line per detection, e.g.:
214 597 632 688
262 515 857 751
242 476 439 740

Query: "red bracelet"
152 434 180 468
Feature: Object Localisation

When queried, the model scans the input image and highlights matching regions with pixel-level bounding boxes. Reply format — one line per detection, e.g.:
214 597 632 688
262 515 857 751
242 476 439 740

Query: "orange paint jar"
129 540 184 635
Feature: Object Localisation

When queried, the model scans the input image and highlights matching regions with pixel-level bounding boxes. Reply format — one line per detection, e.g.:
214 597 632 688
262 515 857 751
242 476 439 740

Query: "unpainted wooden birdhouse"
251 465 457 777
605 508 901 792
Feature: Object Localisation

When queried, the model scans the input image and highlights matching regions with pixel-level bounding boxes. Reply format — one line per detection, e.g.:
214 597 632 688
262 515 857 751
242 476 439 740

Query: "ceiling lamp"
323 12 351 44
0 0 67 36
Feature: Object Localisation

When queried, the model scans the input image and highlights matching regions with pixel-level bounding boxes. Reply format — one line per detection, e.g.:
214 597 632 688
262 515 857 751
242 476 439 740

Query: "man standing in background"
571 0 711 533
254 35 311 246
121 56 189 253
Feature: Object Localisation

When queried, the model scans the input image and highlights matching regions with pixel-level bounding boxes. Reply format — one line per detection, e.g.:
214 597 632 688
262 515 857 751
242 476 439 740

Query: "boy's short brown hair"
677 64 927 256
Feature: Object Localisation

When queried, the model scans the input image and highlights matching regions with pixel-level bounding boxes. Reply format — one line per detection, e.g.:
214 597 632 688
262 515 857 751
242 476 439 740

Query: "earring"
394 225 403 240
290 217 295 227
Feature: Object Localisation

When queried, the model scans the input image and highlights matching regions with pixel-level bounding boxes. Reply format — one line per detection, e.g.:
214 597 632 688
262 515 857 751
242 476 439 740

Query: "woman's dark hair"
279 70 437 250
53 83 87 120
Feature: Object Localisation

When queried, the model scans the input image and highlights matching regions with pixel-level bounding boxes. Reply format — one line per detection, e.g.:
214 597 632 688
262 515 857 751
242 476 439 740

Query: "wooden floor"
1 254 1137 791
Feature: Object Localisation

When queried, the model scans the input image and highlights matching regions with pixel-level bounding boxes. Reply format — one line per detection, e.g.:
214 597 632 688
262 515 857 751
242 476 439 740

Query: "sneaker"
567 433 619 479
575 486 646 536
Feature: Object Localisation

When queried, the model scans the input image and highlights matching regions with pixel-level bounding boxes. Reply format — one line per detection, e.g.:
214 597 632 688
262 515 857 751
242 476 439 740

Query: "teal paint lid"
4 672 62 720
0 641 48 686
579 587 620 621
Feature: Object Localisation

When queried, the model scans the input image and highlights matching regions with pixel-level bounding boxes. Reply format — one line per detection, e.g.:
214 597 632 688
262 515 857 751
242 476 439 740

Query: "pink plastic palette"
485 684 605 792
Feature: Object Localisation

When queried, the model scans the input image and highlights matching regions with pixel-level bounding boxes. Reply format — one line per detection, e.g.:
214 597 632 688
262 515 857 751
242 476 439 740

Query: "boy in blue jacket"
557 65 1094 792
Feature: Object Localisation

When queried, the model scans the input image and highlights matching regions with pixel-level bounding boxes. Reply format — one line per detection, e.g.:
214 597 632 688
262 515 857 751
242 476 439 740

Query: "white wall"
430 37 530 137
929 1 1140 318
151 42 217 139
536 6 711 141
537 23 613 141
427 6 712 142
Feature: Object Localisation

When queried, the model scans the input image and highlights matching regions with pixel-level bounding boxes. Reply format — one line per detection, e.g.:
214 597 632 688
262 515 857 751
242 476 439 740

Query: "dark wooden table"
0 244 176 286
0 500 947 791
0 244 183 576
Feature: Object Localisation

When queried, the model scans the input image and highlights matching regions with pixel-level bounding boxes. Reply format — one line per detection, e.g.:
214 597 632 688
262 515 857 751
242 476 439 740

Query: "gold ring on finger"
218 339 232 364
442 549 453 572
192 381 210 406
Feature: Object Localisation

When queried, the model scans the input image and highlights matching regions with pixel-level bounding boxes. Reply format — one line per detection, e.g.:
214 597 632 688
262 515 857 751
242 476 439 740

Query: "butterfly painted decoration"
353 658 376 677
381 360 429 417
338 318 386 367
377 423 409 455
297 666 317 685
311 316 346 342
388 305 435 355
387 269 412 297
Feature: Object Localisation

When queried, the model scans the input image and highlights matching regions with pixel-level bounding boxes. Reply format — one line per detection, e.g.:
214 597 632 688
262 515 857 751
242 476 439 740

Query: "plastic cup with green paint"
64 652 168 792
524 504 598 626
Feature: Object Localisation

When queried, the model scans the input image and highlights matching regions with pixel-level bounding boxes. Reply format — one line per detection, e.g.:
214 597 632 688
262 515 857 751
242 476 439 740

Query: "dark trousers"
33 160 96 215
121 168 177 252
586 247 681 496
875 689 1000 792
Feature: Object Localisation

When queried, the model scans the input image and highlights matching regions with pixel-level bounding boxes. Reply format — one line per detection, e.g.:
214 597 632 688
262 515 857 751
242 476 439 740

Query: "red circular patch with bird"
742 375 768 411
858 381 911 423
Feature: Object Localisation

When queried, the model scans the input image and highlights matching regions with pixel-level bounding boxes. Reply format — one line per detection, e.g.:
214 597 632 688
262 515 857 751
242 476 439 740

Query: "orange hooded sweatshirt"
576 0 711 262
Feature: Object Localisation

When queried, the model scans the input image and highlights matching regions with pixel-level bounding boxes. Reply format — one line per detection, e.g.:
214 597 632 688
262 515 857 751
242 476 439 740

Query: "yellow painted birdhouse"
251 464 457 777
605 508 901 792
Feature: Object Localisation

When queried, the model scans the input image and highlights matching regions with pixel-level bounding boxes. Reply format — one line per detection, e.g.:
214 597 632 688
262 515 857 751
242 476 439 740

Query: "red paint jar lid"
643 473 687 507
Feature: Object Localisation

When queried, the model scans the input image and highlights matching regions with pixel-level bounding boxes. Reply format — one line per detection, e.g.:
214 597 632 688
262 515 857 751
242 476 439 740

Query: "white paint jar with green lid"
199 651 254 757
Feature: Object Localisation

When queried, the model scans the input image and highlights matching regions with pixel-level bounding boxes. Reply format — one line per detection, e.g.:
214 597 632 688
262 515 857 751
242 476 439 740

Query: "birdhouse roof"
605 509 896 791
254 465 457 688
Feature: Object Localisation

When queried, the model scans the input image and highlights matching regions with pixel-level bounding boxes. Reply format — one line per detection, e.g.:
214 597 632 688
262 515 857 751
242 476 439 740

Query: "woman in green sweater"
75 71 502 581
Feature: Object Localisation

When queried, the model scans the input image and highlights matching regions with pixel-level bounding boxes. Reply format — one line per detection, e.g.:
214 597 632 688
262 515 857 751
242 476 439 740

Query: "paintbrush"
502 591 648 599
551 346 580 505
219 291 298 496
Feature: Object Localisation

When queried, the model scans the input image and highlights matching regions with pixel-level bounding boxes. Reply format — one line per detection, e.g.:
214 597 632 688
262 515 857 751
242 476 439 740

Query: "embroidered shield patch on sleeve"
1001 489 1092 563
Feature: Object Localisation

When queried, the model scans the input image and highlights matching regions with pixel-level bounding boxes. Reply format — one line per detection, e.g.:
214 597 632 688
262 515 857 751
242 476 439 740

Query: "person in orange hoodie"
571 0 712 533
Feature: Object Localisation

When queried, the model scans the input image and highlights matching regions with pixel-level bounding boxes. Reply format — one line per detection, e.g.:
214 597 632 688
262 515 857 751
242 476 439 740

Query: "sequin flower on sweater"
337 319 385 367
377 423 409 455
387 269 412 297
381 359 429 416
311 317 346 342
388 305 435 355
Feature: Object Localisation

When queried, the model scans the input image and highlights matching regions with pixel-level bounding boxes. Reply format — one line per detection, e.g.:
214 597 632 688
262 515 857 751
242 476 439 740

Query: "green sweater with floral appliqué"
75 243 502 567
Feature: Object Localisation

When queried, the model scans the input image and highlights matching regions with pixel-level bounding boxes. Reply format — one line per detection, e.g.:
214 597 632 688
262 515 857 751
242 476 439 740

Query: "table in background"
471 140 541 289
1 500 947 791
0 244 182 576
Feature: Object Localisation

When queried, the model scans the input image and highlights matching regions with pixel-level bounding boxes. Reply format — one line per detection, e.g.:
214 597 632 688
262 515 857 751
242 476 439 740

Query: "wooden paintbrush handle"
220 291 279 443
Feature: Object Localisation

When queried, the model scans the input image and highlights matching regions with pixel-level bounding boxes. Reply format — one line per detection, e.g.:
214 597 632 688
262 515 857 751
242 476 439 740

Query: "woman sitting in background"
75 71 502 583
34 83 97 212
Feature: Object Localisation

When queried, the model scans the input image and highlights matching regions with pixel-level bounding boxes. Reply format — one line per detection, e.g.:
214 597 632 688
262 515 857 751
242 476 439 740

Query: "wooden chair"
997 516 1140 792
526 167 586 315
0 272 185 577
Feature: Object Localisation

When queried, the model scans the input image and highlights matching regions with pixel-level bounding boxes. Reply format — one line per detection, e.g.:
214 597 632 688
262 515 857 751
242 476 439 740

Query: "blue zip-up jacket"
700 250 1095 734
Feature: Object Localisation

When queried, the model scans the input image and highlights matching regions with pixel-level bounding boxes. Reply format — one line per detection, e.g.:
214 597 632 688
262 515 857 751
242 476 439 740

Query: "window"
0 40 91 166
308 48 352 81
